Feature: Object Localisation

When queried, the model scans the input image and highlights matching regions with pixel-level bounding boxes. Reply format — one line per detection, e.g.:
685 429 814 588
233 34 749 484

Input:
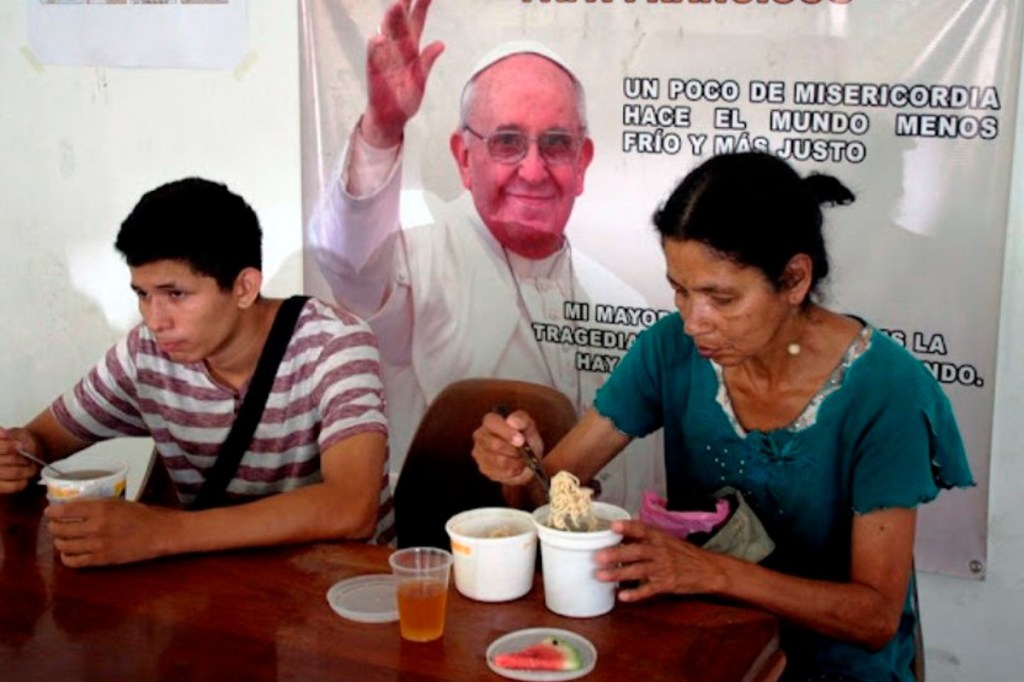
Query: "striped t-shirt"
51 298 394 544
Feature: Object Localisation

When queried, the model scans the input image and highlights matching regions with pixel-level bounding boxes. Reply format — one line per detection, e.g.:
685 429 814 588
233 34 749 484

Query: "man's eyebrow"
131 282 182 292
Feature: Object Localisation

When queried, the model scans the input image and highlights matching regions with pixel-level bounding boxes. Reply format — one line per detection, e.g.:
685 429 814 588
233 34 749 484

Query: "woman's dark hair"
653 152 854 300
115 177 262 291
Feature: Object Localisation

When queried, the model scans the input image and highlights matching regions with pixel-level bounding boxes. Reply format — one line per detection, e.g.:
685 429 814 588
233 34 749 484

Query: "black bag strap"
189 295 310 511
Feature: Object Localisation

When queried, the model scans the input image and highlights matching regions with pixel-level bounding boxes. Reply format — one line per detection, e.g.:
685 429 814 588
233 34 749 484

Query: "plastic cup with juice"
388 547 453 642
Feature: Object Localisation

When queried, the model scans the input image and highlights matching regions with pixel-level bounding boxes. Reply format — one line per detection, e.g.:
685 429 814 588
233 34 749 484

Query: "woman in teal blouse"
472 151 974 681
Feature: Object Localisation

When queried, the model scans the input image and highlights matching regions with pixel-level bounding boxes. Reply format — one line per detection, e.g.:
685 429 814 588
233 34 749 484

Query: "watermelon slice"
493 636 583 671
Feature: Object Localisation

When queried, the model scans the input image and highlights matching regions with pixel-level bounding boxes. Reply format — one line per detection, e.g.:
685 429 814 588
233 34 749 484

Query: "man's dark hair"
115 177 262 290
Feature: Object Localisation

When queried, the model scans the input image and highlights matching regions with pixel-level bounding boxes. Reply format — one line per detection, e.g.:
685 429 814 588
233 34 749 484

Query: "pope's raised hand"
361 0 445 149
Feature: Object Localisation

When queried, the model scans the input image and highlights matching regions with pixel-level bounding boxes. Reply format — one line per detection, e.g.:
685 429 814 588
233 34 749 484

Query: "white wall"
915 50 1024 680
0 3 301 496
0 3 1021 679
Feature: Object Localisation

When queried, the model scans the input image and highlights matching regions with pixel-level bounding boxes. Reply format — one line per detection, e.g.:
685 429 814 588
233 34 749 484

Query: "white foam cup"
445 507 538 602
532 501 631 618
39 455 129 503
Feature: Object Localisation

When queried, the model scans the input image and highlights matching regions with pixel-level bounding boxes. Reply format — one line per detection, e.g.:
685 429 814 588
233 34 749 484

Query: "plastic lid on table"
326 574 399 623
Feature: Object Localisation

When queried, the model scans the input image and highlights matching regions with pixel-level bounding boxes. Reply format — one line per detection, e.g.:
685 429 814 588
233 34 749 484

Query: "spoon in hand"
14 446 66 476
491 407 591 531
493 405 550 494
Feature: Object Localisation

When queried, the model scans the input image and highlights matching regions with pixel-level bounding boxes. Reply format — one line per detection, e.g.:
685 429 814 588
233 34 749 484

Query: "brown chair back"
393 378 578 549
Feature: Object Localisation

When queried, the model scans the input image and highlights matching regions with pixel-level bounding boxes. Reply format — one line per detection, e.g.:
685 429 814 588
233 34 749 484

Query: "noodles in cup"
548 471 599 532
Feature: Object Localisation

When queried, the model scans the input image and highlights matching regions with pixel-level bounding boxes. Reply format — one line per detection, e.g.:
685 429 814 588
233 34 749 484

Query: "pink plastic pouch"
638 488 776 563
638 489 731 540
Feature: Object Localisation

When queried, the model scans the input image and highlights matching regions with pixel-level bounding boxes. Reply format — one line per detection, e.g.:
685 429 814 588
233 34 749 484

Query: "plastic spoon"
491 408 591 532
15 446 67 476
493 405 550 494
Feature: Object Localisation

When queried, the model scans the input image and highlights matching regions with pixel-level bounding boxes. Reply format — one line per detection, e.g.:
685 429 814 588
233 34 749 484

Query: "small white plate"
486 627 597 681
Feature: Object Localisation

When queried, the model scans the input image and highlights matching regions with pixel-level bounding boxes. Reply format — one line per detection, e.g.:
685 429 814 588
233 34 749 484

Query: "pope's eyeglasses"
462 125 583 165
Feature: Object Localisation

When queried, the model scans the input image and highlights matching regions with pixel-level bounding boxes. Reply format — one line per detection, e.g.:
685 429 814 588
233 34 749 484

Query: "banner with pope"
300 0 1023 578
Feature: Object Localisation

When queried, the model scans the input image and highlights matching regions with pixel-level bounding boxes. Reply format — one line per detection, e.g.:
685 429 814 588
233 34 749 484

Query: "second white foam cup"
445 507 538 602
532 501 631 618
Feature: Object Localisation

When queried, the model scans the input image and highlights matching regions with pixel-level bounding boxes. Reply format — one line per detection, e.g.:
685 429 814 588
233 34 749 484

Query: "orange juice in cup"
389 548 453 642
396 578 449 641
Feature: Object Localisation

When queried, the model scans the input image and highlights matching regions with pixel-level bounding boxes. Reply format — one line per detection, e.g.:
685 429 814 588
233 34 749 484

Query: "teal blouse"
594 313 974 681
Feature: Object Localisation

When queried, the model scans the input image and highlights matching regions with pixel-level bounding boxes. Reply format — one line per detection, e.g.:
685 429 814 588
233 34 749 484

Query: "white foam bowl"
445 507 538 602
39 454 129 503
532 502 631 618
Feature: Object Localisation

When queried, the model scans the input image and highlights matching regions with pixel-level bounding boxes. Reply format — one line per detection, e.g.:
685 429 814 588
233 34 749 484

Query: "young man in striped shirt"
0 178 393 567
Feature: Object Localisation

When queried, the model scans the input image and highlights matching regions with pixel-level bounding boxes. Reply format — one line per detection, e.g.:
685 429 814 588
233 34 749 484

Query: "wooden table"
1 488 785 681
